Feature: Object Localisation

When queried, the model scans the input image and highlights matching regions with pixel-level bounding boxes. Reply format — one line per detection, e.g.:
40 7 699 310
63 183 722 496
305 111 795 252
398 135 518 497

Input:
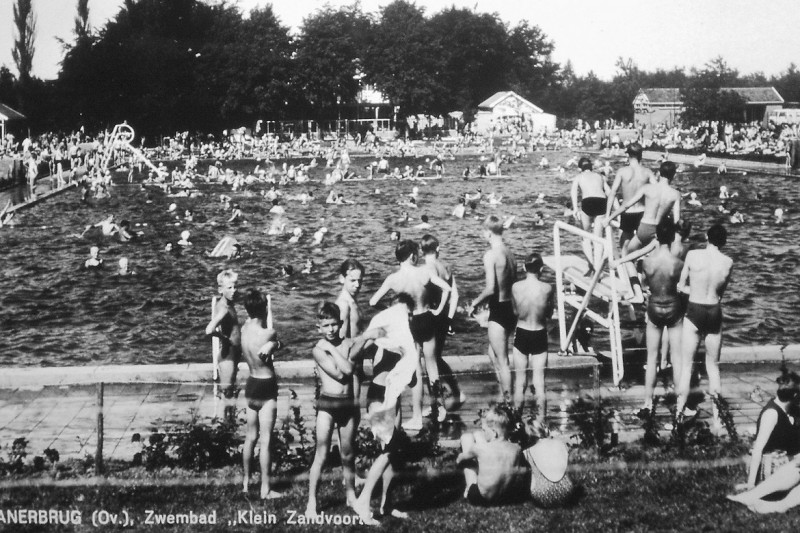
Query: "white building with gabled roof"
473 91 556 134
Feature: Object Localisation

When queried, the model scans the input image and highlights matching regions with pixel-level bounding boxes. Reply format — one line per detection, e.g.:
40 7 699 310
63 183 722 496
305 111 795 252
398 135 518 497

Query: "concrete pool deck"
1 344 799 463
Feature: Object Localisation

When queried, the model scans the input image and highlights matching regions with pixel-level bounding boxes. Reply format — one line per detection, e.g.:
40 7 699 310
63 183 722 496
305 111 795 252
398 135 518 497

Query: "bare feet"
304 503 319 520
381 508 409 519
351 503 379 526
260 489 283 500
402 416 423 431
726 492 754 505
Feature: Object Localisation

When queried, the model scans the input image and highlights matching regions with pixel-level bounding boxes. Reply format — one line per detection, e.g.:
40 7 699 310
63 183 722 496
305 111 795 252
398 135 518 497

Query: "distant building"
474 91 556 134
0 102 26 140
633 87 784 128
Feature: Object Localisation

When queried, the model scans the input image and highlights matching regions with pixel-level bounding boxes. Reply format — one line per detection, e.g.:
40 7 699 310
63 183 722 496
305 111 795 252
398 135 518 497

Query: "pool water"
1 152 798 367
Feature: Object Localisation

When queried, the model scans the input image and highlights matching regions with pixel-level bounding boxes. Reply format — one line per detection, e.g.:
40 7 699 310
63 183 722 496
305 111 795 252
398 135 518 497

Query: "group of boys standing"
572 142 734 422
203 216 564 517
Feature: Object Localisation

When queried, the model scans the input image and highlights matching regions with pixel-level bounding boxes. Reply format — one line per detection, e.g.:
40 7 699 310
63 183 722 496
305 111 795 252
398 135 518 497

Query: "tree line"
4 0 800 137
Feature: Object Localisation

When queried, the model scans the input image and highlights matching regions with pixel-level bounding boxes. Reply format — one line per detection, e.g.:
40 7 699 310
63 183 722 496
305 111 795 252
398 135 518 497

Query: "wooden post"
96 382 104 475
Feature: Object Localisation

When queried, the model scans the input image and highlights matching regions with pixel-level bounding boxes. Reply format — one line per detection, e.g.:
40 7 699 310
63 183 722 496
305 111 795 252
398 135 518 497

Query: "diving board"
546 221 646 386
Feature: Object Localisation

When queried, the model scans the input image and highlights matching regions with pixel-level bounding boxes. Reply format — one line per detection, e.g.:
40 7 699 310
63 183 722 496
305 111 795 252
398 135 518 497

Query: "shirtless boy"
511 253 554 421
640 221 685 414
468 215 517 401
420 234 463 410
676 224 733 421
605 161 681 254
306 302 377 519
457 405 524 507
570 158 608 271
205 269 242 410
606 143 656 255
240 289 283 499
370 240 451 429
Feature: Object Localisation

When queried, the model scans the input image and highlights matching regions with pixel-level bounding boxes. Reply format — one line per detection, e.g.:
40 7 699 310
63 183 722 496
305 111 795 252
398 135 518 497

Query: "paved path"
1 345 799 462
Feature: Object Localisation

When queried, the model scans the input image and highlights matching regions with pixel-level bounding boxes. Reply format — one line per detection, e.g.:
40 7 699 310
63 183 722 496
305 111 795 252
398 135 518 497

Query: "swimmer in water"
687 192 702 207
452 197 466 219
414 214 432 230
288 227 303 244
84 246 103 269
719 186 730 199
532 212 545 227
729 208 744 224
178 230 192 246
312 227 328 246
82 214 119 238
534 193 546 205
228 203 244 224
389 230 401 241
775 208 785 224
301 259 314 274
117 257 135 276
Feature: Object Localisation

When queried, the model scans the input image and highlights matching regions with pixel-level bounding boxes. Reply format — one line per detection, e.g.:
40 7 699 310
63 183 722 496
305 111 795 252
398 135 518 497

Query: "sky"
1 0 800 82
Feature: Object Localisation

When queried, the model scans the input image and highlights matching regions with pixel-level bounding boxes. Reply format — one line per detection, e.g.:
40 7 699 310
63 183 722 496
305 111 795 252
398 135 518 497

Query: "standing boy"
370 240 451 429
205 269 242 416
240 289 283 499
511 253 553 422
306 302 377 519
676 224 733 421
468 215 517 401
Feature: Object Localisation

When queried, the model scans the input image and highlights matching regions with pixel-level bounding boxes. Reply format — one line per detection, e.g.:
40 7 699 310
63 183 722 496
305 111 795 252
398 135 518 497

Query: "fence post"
96 382 104 475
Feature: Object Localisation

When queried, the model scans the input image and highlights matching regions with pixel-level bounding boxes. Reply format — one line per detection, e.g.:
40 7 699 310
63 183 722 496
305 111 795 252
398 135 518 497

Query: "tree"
293 4 371 118
427 8 510 114
0 66 17 105
12 0 37 85
680 87 746 125
505 22 559 104
74 0 90 41
362 0 444 117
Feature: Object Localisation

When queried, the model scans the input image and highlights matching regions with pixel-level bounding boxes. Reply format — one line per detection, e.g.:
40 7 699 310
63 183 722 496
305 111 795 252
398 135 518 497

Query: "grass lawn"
3 462 800 532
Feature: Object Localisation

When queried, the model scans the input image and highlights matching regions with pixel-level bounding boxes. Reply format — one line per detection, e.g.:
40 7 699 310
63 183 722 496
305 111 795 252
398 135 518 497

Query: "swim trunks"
685 301 722 335
619 211 644 234
647 295 685 329
434 303 451 334
318 393 357 427
373 350 402 377
489 296 517 331
245 375 278 411
410 311 437 343
366 382 386 404
637 222 657 245
513 328 548 356
466 484 490 506
580 197 606 217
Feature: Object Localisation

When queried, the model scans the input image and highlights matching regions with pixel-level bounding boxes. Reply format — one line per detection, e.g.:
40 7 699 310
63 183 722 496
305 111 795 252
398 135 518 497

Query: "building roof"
720 87 784 104
636 87 784 105
0 102 25 121
478 91 544 113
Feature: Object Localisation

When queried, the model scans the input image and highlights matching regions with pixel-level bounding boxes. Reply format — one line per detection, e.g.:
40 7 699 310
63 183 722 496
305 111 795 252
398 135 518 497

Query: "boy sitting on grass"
457 405 524 506
305 302 381 522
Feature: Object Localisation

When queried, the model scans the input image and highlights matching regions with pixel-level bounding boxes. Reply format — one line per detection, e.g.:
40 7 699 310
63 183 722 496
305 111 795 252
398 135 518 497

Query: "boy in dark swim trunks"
306 302 382 520
570 158 609 271
457 406 524 507
640 220 685 414
676 224 733 423
511 253 554 422
240 289 283 499
468 215 517 401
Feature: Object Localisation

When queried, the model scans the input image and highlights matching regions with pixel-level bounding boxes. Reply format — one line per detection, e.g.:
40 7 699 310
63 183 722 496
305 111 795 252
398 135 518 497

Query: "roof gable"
0 103 26 121
478 91 543 113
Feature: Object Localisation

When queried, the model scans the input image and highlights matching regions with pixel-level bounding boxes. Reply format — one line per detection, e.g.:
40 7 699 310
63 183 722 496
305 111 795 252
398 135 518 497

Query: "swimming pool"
1 152 797 367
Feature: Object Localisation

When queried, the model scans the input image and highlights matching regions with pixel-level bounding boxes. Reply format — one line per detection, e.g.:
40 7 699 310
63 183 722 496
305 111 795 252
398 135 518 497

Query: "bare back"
680 247 733 304
576 171 606 199
240 319 276 379
616 163 653 212
642 248 684 299
485 244 516 302
512 277 553 330
474 440 522 500
386 267 434 312
641 181 681 225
